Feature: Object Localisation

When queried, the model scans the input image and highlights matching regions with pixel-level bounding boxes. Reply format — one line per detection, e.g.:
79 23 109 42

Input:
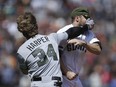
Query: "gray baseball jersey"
57 24 99 76
17 32 68 79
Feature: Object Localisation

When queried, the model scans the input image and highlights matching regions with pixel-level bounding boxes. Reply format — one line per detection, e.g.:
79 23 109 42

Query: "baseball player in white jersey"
16 12 91 87
57 7 102 87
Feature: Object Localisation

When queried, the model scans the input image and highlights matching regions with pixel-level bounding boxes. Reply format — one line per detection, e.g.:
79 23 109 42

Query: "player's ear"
75 16 79 22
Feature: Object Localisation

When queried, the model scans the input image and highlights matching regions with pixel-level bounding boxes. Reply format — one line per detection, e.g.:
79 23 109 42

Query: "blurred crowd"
0 0 116 87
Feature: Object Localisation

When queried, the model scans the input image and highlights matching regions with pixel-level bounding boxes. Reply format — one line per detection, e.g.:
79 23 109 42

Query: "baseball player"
16 12 91 87
57 7 102 87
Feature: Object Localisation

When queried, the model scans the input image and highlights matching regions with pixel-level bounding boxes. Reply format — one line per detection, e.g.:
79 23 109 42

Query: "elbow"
23 72 28 75
94 44 102 55
95 51 101 55
21 70 28 75
96 42 102 55
95 48 102 55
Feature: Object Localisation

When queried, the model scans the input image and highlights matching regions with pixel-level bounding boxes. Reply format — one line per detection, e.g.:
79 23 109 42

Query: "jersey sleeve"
87 31 100 44
87 31 102 49
17 53 28 70
57 24 73 33
51 32 68 45
57 24 73 53
54 25 89 44
65 25 88 39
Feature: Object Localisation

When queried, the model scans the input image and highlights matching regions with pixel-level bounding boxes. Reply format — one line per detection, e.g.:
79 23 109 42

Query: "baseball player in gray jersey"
16 12 91 87
57 7 102 87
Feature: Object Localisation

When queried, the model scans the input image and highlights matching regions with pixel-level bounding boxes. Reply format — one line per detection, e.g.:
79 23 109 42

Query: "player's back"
17 33 62 78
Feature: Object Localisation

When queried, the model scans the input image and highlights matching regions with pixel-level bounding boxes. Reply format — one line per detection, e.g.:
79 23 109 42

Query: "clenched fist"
66 71 78 80
86 18 94 29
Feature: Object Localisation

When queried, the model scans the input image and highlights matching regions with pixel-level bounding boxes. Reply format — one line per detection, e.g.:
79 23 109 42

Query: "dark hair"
17 12 38 39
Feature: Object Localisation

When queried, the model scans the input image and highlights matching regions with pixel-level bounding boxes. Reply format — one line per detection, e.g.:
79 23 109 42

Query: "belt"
31 76 62 87
31 76 61 81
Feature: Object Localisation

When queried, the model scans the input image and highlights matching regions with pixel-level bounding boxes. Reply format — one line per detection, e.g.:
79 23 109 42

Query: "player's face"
73 15 87 27
79 15 86 26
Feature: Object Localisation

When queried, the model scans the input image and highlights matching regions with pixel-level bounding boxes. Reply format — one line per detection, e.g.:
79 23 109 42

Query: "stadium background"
0 0 116 87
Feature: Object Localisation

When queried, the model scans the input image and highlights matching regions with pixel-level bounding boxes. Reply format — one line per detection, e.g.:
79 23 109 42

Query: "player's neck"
72 21 79 27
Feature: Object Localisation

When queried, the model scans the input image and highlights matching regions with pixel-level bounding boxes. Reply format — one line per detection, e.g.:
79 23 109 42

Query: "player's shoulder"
57 24 73 33
85 30 96 37
49 33 57 37
47 33 58 39
17 36 35 54
84 30 100 43
17 41 28 54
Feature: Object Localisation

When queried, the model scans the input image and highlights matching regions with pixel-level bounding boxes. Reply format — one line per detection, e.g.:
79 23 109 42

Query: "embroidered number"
32 44 58 67
47 44 57 60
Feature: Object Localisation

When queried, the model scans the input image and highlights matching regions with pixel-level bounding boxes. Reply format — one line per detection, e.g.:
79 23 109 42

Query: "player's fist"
66 71 78 80
86 18 94 30
68 39 87 46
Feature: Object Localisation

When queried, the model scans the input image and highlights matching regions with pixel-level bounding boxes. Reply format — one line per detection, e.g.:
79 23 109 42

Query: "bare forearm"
68 39 102 55
60 59 68 75
60 58 77 80
85 43 102 55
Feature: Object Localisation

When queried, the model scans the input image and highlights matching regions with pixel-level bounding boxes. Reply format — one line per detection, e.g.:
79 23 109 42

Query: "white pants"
31 80 57 87
62 76 83 87
31 76 62 87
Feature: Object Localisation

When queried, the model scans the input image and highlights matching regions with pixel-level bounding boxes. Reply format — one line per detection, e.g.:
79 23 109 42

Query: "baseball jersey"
57 24 100 74
17 32 68 79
